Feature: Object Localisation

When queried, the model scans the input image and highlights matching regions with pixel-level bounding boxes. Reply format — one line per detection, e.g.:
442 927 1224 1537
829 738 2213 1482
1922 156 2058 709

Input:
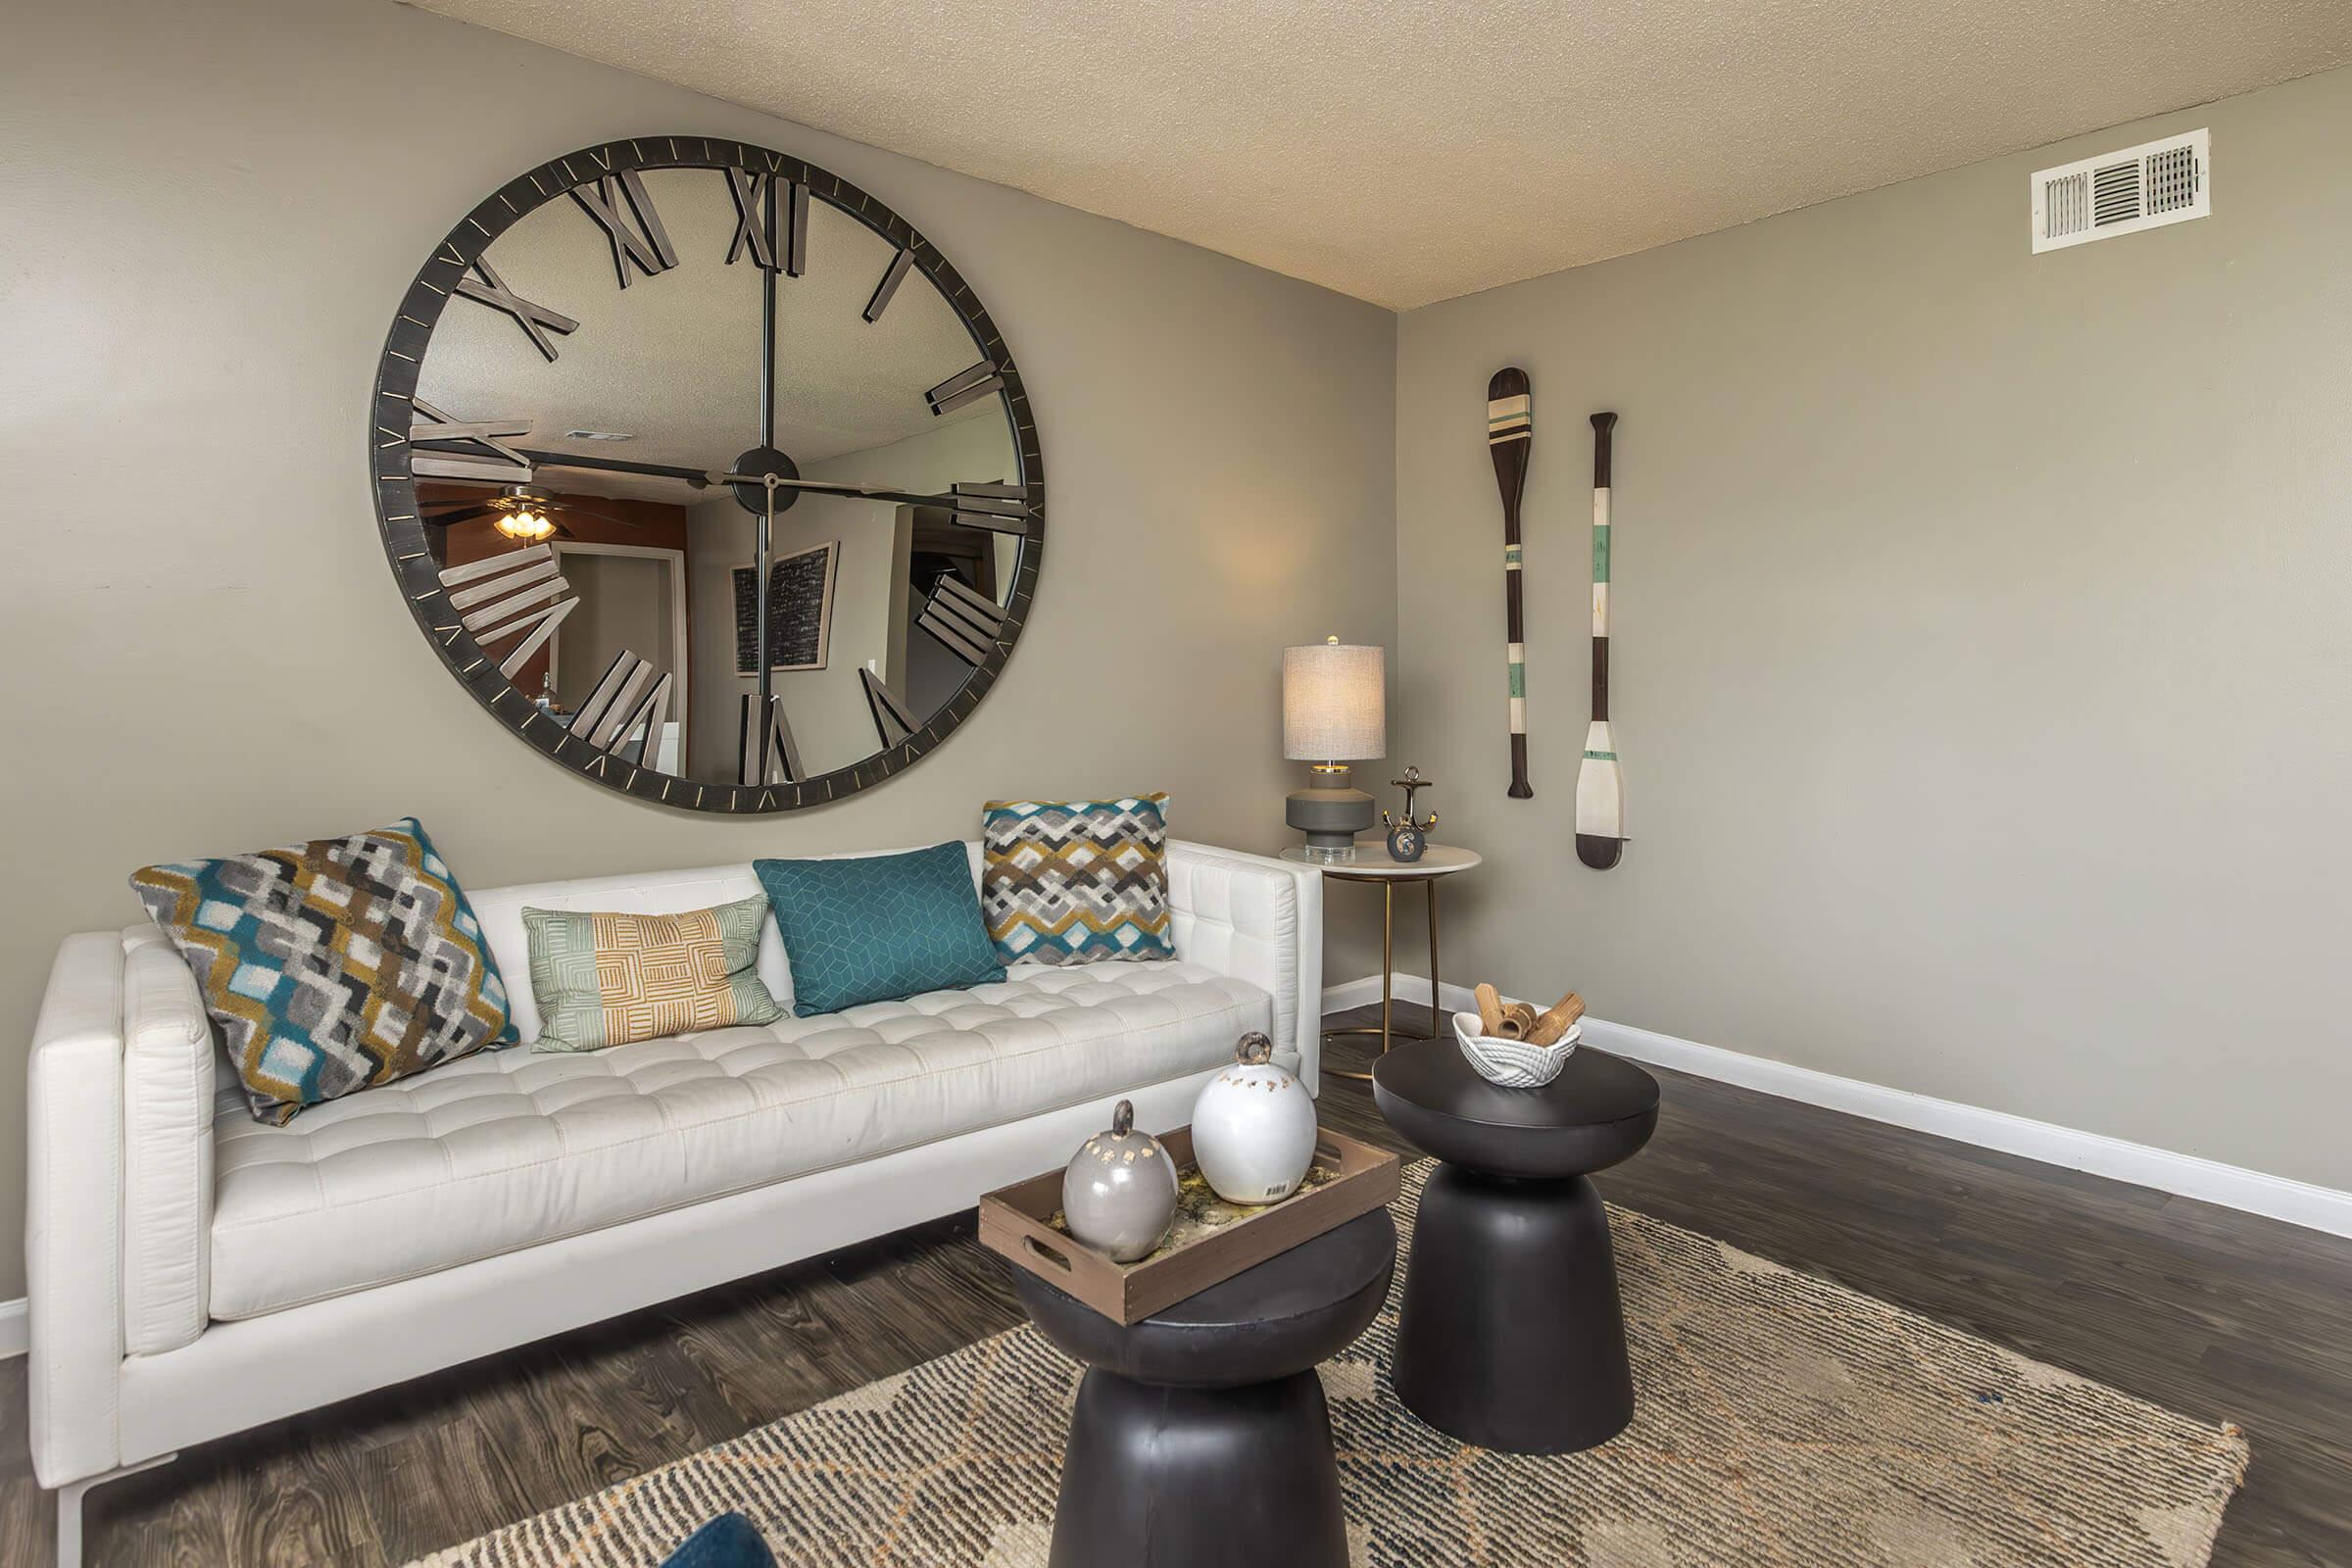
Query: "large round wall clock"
369 135 1043 813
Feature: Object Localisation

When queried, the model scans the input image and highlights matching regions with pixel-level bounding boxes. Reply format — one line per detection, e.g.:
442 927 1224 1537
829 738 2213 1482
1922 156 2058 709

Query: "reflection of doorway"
550 543 691 771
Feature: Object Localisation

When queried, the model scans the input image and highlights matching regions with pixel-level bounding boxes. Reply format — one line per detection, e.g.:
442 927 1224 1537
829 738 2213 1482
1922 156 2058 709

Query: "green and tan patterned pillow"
522 896 781 1053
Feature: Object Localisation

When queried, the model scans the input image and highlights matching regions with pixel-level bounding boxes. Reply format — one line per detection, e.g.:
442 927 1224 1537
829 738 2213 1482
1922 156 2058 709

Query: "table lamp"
1283 636 1387 859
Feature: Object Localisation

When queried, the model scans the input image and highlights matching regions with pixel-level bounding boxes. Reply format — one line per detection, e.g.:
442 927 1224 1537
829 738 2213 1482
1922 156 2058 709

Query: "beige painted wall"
0 0 1396 1298
1394 69 2352 1191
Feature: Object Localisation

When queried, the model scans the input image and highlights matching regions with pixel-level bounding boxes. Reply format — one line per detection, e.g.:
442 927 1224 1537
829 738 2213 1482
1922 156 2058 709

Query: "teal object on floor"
659 1513 776 1568
755 842 1005 1016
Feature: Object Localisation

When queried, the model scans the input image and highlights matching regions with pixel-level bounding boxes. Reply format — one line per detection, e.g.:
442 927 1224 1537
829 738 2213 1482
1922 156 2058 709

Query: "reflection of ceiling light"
563 429 635 441
498 505 555 542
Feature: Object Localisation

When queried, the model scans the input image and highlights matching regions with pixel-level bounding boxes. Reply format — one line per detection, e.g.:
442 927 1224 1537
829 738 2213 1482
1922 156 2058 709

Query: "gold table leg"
1330 877 1443 1083
1428 877 1441 1036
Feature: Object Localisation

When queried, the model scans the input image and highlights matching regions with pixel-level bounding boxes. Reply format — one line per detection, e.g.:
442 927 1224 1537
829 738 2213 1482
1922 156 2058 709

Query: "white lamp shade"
1283 641 1386 760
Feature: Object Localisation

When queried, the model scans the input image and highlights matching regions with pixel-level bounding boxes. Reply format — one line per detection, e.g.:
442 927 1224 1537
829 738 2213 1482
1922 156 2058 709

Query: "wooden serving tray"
979 1123 1400 1325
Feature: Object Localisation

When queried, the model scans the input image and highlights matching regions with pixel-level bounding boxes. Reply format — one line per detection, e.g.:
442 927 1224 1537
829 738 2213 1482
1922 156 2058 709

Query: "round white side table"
1280 843 1482 1083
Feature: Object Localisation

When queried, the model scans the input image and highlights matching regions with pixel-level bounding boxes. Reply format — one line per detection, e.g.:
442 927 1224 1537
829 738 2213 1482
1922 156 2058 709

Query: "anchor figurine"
1382 766 1438 862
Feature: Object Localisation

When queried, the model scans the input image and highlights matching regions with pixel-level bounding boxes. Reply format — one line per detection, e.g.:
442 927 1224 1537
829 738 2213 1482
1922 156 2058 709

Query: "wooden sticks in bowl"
1472 983 1585 1047
1528 991 1585 1046
1475 984 1506 1035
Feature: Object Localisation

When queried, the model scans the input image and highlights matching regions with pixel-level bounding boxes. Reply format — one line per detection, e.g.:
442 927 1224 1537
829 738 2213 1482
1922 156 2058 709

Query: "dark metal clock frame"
368 134 1044 813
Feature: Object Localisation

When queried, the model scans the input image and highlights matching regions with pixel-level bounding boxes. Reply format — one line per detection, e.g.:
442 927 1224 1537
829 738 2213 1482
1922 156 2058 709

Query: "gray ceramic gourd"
1062 1100 1180 1263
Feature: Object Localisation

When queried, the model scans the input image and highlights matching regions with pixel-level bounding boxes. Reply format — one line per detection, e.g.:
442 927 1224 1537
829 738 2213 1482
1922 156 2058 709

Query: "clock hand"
506 449 717 487
508 448 1032 525
756 176 779 751
709 474 1017 514
713 474 1035 536
754 476 774 777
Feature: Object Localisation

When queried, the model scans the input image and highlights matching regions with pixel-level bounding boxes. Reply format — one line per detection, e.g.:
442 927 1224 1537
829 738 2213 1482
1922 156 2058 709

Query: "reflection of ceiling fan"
419 485 641 542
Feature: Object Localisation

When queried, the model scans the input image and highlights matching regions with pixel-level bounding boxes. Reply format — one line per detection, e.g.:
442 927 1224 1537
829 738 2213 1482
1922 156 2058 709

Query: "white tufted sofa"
24 838 1320 1564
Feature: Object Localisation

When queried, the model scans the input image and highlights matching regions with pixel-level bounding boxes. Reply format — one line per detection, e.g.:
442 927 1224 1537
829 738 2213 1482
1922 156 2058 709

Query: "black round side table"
1011 1205 1396 1568
1373 1039 1660 1453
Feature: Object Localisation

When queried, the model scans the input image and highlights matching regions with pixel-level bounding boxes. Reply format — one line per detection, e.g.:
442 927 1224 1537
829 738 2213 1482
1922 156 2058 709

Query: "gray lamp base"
1287 784 1374 858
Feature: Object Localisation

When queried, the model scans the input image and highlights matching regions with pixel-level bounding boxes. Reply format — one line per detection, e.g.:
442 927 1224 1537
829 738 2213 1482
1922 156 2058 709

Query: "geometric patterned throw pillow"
522 896 782 1054
128 816 517 1125
981 793 1174 967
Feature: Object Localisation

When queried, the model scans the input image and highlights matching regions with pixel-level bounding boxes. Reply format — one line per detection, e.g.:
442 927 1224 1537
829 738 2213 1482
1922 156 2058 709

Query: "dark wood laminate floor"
6 1002 2349 1565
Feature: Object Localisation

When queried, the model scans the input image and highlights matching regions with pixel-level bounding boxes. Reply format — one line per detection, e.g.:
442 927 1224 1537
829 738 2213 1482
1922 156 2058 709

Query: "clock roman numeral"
460 573 572 639
454 256 579 362
861 667 918 748
434 546 580 678
915 573 1007 667
863 248 913 322
947 481 1034 536
739 694 805 785
480 597 576 678
570 170 679 288
781 179 808 277
446 553 558 611
724 169 775 270
612 671 673 769
926 361 1004 416
408 397 533 483
569 651 655 746
723 170 808 275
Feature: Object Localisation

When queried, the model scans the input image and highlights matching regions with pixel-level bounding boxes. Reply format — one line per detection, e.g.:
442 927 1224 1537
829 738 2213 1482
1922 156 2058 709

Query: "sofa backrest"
466 841 987 1044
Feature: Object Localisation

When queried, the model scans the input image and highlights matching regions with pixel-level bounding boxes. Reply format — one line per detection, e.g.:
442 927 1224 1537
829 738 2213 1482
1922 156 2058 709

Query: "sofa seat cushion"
206 960 1279 1320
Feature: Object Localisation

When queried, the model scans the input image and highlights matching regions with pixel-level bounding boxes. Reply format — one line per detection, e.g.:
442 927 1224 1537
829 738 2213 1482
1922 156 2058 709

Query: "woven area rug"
414 1162 2246 1568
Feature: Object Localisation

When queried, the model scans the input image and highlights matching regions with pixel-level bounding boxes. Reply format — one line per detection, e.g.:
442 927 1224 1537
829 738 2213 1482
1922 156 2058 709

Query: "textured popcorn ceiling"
410 0 2352 310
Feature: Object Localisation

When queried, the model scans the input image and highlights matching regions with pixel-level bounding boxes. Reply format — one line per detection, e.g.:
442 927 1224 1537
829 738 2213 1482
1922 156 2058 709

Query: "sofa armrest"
1166 842 1324 1089
120 928 214 1357
26 932 130 1487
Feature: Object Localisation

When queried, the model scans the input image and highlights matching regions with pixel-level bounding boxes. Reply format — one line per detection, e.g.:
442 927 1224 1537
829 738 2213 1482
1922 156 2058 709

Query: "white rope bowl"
1452 1010 1579 1088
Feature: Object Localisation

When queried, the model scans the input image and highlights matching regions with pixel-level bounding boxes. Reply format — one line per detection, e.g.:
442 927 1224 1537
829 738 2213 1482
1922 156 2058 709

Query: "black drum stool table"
1373 1038 1660 1453
1011 1205 1396 1568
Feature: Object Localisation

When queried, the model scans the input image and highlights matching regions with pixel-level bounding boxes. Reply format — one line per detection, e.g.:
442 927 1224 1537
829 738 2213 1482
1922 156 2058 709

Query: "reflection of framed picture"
731 540 839 675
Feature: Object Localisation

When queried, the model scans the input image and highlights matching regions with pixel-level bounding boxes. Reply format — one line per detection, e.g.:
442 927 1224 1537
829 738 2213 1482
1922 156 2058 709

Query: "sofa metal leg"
55 1452 176 1568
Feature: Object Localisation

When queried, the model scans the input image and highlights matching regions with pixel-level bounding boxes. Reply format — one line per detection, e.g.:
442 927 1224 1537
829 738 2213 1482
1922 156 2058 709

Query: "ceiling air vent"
2033 129 2208 253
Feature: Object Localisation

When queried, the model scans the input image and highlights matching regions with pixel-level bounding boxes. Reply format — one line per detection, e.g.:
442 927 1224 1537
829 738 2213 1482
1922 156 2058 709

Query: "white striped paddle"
1578 412 1626 869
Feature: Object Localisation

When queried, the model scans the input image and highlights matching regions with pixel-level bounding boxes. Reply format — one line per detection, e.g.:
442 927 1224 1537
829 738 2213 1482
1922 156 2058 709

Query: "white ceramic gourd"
1190 1031 1318 1204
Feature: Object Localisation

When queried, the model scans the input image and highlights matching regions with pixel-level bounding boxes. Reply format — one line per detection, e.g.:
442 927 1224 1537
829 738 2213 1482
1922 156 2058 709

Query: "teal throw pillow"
754 843 1005 1016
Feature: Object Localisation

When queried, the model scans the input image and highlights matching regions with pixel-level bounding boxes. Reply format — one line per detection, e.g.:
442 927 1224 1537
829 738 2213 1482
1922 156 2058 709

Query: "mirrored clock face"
372 138 1042 812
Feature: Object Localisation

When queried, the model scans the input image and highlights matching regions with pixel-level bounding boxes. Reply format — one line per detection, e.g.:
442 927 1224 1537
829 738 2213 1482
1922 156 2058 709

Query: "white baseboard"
1323 974 2352 1242
1321 974 1393 1013
0 1298 24 1359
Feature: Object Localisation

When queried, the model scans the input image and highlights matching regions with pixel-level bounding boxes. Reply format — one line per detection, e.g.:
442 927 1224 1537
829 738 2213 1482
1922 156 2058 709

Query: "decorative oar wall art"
1487 368 1535 799
1578 411 1626 869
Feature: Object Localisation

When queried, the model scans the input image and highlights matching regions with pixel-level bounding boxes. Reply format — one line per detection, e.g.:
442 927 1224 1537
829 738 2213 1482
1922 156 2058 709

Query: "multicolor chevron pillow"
129 816 516 1125
981 794 1175 967
522 896 782 1053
